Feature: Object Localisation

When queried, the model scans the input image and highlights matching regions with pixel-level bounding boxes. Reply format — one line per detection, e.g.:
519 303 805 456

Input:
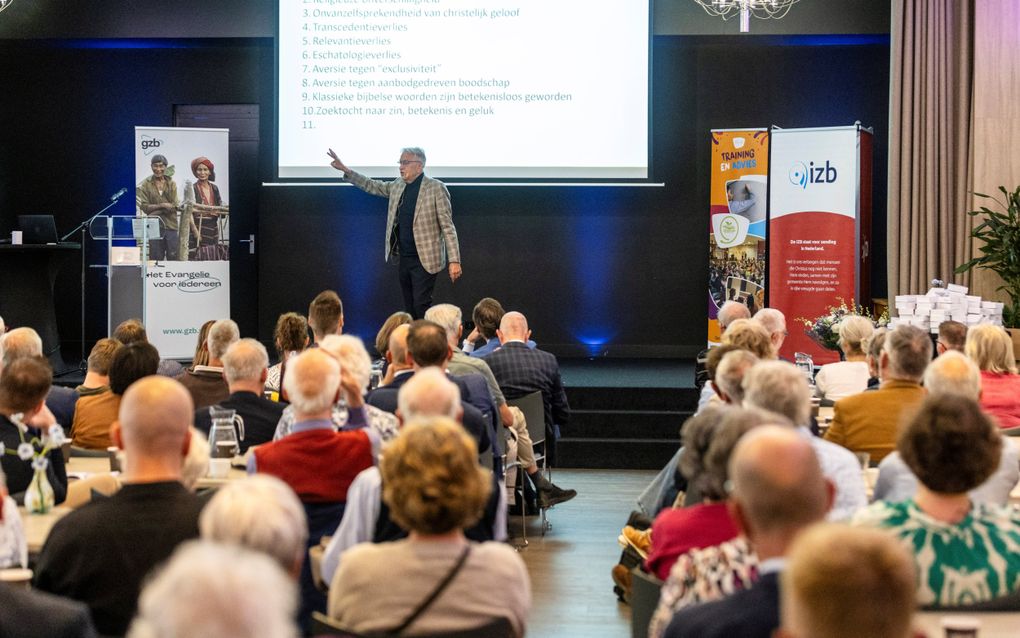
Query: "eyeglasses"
398 160 422 166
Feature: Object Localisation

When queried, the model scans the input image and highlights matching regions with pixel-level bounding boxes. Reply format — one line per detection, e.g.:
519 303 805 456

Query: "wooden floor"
514 469 658 638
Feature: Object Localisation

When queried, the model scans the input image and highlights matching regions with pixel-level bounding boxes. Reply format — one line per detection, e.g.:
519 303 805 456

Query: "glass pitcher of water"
208 406 245 458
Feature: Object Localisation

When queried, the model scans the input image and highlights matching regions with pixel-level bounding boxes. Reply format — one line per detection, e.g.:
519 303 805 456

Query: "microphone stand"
61 191 127 374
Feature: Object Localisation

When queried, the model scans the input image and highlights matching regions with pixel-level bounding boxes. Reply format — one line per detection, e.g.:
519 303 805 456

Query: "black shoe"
538 484 577 508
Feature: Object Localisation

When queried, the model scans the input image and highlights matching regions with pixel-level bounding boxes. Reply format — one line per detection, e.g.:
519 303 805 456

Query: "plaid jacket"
484 342 570 437
344 169 460 274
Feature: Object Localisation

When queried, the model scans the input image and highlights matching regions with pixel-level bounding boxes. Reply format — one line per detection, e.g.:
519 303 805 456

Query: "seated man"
112 318 183 378
75 338 121 398
34 376 205 636
71 342 159 449
308 289 345 345
824 324 929 463
193 338 284 451
176 318 238 410
0 357 68 505
778 525 915 638
463 296 535 357
1 327 74 429
321 368 507 585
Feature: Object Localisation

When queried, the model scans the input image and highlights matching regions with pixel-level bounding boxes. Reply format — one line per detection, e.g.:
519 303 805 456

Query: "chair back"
630 568 663 638
507 391 545 446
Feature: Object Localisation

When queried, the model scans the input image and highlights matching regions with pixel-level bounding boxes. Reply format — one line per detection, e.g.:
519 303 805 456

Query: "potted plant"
955 185 1020 354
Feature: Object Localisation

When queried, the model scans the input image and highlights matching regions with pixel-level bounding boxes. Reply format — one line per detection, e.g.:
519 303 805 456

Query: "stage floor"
559 358 694 389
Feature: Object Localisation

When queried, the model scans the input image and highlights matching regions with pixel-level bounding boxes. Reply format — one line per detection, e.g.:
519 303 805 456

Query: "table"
915 611 1020 637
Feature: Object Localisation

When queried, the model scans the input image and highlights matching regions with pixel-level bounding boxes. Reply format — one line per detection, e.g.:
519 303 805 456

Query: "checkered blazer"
484 342 570 436
344 169 461 274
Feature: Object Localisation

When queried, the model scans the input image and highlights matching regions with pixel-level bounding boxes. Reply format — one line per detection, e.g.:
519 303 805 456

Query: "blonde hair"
782 524 915 638
381 418 490 535
721 319 774 359
837 315 875 356
965 323 1017 374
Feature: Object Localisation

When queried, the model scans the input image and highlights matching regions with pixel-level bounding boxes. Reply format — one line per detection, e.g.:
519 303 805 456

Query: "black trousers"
398 254 437 319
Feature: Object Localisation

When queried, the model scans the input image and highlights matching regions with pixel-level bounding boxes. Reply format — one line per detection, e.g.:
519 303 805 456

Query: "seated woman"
814 315 874 400
328 417 530 637
265 312 309 397
853 394 1020 606
966 323 1020 428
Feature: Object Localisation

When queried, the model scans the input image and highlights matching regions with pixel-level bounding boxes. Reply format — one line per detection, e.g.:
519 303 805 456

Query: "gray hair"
206 319 240 361
200 475 308 574
401 147 426 164
715 350 759 404
884 325 932 382
283 349 340 415
0 327 42 368
743 360 811 426
753 308 787 336
718 301 751 330
319 334 373 393
424 304 462 345
182 427 210 491
924 350 981 400
398 367 460 421
127 541 299 638
222 339 269 384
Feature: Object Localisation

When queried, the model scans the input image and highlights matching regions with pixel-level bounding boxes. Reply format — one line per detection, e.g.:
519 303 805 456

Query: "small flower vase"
24 468 54 514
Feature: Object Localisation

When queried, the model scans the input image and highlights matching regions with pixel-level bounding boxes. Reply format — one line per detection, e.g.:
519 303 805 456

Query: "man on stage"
328 147 461 318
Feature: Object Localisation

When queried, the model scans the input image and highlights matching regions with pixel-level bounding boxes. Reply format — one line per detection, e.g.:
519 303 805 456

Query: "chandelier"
694 0 801 33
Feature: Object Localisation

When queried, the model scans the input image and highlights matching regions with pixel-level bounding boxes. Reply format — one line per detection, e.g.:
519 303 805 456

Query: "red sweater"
980 371 1020 429
645 502 740 581
253 429 373 502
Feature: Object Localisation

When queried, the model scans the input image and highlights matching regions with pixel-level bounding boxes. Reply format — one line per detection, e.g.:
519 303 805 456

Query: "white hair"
715 350 759 404
398 367 460 420
127 541 299 638
222 339 269 384
743 360 810 426
283 349 340 415
200 475 308 574
424 304 462 345
401 146 426 163
924 350 981 400
181 427 210 491
206 319 240 361
0 327 42 368
753 308 787 336
319 334 373 393
718 301 751 329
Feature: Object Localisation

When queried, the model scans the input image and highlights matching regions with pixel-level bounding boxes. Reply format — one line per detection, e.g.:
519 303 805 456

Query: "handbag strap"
389 543 472 636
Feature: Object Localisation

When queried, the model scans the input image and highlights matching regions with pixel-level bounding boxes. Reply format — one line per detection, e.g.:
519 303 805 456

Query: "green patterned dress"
853 500 1020 606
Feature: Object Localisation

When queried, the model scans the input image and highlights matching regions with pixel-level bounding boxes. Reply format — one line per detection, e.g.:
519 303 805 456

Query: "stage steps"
557 386 698 470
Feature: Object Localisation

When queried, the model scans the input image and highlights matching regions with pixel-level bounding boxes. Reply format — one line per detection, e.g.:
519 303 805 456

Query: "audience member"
753 308 788 358
373 310 412 363
328 417 530 637
321 368 507 585
127 541 299 638
34 376 205 636
0 357 68 505
76 338 121 396
696 301 752 398
71 341 160 449
265 312 309 395
720 318 774 359
874 351 1020 505
966 323 1020 428
0 466 27 569
200 474 307 579
308 290 344 344
864 326 887 389
813 315 873 400
778 525 915 638
193 338 284 451
176 318 238 410
743 361 866 520
824 324 929 462
112 318 183 377
648 409 778 638
464 296 535 357
663 426 833 638
0 327 75 429
853 394 1020 606
937 319 967 354
189 319 216 368
273 334 399 444
713 349 758 406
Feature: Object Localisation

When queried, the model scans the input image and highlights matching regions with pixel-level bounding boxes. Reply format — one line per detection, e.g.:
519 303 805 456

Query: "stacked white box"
893 285 1004 332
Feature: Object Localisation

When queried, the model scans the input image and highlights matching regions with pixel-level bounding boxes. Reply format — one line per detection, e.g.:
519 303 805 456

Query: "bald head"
730 426 830 537
118 376 193 459
388 324 410 367
718 301 751 330
498 311 529 342
283 349 340 417
398 367 461 421
923 350 980 400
